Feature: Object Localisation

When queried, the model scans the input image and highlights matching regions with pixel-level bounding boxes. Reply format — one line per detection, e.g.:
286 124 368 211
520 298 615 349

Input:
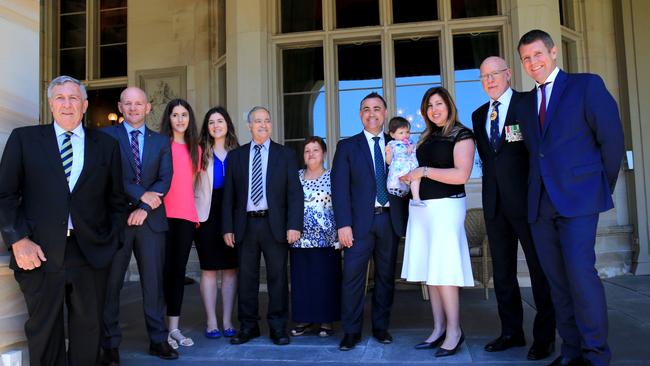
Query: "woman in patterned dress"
289 136 342 337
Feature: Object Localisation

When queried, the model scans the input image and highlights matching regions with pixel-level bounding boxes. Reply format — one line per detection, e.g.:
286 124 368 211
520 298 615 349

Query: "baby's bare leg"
411 178 421 201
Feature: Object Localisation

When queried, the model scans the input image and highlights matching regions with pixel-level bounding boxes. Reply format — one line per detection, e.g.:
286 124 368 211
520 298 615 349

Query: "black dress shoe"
270 329 290 345
339 333 361 351
148 341 179 360
435 332 465 357
372 330 393 344
527 341 555 360
230 328 261 345
100 347 120 365
547 355 589 366
414 331 446 349
484 334 526 352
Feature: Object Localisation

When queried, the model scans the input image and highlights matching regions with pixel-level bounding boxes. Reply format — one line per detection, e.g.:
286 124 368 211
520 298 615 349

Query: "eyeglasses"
479 68 508 80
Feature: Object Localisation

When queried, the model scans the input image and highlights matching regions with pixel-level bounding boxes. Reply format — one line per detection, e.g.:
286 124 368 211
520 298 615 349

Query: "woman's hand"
399 167 423 183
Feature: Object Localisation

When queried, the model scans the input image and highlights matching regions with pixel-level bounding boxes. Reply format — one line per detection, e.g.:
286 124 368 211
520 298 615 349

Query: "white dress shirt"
122 121 146 161
53 121 85 229
485 87 513 138
246 139 270 211
536 66 560 114
362 129 390 208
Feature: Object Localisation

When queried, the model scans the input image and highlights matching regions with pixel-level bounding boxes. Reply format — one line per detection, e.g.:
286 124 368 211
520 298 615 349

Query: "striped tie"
60 131 73 182
251 144 263 206
130 130 142 184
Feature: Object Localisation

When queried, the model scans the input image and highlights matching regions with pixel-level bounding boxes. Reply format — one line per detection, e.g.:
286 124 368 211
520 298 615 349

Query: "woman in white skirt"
400 86 475 358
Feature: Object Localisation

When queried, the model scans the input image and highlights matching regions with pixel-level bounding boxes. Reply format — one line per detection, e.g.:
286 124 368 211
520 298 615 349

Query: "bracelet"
423 166 428 179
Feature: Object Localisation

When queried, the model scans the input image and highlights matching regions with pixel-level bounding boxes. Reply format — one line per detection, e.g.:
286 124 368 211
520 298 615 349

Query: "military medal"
505 124 524 142
490 109 498 121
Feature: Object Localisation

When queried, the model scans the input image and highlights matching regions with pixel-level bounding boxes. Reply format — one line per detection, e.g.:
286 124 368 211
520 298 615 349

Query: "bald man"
471 57 555 361
100 87 177 364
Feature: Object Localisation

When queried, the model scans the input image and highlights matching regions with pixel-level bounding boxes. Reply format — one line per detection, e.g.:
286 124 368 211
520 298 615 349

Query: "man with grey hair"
222 106 303 346
0 75 127 365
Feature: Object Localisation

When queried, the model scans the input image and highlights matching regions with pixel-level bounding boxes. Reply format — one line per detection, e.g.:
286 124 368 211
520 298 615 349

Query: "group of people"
0 29 624 366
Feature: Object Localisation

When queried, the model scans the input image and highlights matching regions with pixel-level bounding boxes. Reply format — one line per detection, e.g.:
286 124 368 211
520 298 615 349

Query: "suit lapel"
475 103 493 154
266 141 276 192
72 129 98 194
542 70 568 138
141 127 157 170
356 132 374 174
41 124 70 192
242 142 251 198
116 124 139 174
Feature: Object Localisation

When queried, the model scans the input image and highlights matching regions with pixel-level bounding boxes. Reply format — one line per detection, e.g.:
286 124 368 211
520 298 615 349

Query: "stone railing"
0 253 28 364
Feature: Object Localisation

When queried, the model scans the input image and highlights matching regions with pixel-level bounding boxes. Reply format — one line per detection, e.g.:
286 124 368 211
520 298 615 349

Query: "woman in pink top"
159 99 201 349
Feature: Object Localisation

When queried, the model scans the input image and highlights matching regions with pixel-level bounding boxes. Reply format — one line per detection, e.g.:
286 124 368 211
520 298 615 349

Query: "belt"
247 210 269 217
373 206 390 215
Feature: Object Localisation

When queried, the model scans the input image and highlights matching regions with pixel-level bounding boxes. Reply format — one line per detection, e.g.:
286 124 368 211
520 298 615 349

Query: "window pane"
86 87 123 128
281 0 322 33
396 84 440 136
285 140 306 168
100 8 127 44
100 44 127 77
283 48 324 93
283 92 326 139
217 0 226 57
393 0 438 23
338 42 382 138
61 0 85 14
60 48 86 80
336 0 379 28
394 37 441 84
60 14 86 49
100 0 127 9
451 0 498 19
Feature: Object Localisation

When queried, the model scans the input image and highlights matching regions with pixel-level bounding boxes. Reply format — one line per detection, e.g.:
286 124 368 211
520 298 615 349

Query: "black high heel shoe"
434 332 465 357
414 331 446 349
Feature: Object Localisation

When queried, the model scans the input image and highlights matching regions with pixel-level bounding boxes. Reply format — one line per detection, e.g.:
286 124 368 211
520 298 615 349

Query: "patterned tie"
372 137 389 206
130 130 142 184
489 100 501 150
538 82 549 130
251 144 263 206
60 131 73 182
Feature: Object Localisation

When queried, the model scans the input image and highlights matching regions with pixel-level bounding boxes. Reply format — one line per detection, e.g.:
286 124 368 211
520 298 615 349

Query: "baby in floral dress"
385 116 425 206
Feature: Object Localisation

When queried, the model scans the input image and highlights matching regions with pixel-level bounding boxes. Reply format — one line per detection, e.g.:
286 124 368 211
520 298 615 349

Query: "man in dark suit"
100 86 177 364
0 75 127 366
472 56 555 361
516 30 625 366
222 106 303 346
331 92 408 351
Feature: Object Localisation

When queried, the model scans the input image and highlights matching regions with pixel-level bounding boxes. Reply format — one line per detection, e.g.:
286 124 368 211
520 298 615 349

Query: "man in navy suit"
331 92 408 351
100 87 177 364
516 30 625 366
222 106 303 346
0 76 127 366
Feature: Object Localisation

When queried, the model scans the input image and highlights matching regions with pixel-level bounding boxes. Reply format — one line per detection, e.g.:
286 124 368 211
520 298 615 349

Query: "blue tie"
372 137 389 206
489 101 500 150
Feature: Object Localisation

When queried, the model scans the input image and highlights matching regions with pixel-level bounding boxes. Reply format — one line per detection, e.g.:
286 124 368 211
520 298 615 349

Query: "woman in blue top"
194 106 240 339
290 136 342 337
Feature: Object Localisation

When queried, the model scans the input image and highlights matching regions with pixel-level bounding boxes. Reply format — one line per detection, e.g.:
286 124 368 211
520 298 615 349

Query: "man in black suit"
100 87 177 364
471 57 555 360
331 93 408 351
222 106 303 346
0 75 127 366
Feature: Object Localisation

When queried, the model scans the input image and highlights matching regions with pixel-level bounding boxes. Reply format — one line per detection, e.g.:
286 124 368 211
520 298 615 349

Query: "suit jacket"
472 90 529 219
221 140 303 243
101 123 173 232
331 132 408 238
516 70 625 221
0 124 128 271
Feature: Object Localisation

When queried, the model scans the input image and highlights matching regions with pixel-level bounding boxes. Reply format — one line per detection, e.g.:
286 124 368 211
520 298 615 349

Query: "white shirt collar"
250 138 270 151
363 129 384 142
490 87 513 107
53 121 85 138
535 66 560 88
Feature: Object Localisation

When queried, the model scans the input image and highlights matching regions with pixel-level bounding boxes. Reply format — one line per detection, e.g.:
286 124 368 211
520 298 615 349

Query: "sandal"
318 327 334 338
205 328 221 339
290 323 312 336
167 336 179 350
169 328 194 347
223 328 237 337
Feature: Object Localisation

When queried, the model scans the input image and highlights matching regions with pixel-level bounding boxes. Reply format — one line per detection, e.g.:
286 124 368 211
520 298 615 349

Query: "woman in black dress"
194 106 240 338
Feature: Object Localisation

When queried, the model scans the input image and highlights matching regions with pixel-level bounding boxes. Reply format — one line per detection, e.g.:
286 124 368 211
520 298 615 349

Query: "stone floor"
114 275 650 365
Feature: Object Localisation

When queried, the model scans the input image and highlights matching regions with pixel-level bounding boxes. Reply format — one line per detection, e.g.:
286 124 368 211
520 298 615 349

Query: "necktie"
539 82 549 130
489 100 501 150
372 137 389 206
60 131 73 182
251 144 263 206
130 130 142 184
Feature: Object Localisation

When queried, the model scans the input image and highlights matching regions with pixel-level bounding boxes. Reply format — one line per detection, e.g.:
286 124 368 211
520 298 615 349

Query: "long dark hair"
418 86 460 146
159 98 200 172
199 106 240 170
